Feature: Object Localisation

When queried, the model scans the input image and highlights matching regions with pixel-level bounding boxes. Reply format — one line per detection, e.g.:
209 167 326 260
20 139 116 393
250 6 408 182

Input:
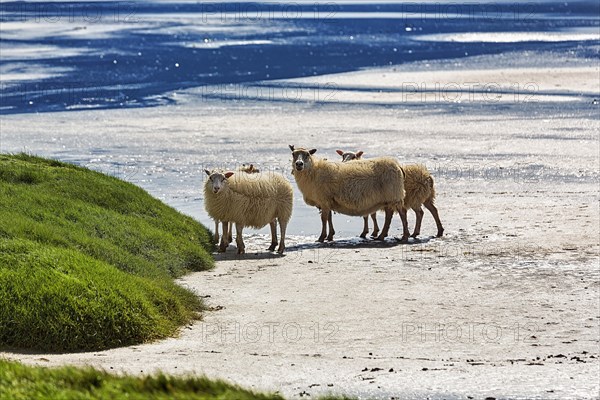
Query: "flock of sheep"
204 146 444 254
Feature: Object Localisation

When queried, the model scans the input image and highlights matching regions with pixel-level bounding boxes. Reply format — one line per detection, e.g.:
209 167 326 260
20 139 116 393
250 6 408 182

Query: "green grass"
0 154 358 399
0 359 285 400
0 360 357 400
0 153 214 352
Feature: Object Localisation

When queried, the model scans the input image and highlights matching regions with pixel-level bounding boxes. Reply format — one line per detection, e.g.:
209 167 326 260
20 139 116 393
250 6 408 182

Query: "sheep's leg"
370 213 379 238
235 224 245 254
227 222 233 244
411 206 425 238
268 220 278 251
397 207 410 243
375 208 393 240
214 220 220 244
317 208 329 242
326 210 335 241
218 221 229 252
277 218 288 254
423 199 444 237
360 216 369 239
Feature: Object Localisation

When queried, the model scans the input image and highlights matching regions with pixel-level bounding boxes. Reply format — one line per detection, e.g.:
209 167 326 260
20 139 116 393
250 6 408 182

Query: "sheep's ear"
204 169 211 176
336 149 344 156
309 149 317 155
225 171 234 178
289 145 295 152
356 151 364 158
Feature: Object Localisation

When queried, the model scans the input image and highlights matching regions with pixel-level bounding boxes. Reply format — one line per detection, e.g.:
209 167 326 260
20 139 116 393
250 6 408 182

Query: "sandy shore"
1 54 599 399
4 233 598 398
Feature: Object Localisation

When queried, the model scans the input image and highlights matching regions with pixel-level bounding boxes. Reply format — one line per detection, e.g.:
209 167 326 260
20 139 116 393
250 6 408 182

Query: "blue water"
1 1 598 114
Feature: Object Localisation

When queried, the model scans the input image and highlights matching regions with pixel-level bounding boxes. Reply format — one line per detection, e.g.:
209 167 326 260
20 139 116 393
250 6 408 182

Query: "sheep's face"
336 149 364 162
205 170 234 194
240 164 259 174
289 145 317 172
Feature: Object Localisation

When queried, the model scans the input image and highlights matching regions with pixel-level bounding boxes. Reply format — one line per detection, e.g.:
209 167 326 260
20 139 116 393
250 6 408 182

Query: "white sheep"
204 168 293 254
289 145 409 242
212 164 260 245
337 149 444 239
335 149 380 238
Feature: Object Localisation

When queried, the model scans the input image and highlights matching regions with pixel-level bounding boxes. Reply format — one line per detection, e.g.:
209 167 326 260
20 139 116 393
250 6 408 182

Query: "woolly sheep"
337 149 444 238
212 164 260 245
204 168 293 254
289 145 409 242
402 163 444 238
335 149 380 238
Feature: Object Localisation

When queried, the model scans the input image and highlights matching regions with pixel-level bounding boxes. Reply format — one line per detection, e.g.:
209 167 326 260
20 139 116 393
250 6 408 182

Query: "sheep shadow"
210 235 438 260
212 250 287 261
286 235 438 252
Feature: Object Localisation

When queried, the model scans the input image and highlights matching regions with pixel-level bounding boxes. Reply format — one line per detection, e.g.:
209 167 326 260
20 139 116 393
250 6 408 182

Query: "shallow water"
1 1 598 239
1 1 598 113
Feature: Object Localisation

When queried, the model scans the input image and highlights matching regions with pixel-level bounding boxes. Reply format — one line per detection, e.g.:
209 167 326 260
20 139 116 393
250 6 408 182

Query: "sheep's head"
240 164 259 174
336 149 364 162
204 169 234 194
289 145 317 172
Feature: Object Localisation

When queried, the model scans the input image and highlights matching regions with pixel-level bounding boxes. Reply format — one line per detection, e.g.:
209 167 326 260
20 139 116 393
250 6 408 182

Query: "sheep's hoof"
237 248 245 255
373 235 385 241
267 243 277 251
359 233 367 239
370 231 379 238
316 237 326 243
277 246 285 254
436 228 444 237
218 246 227 253
410 232 419 238
326 236 334 242
398 236 409 244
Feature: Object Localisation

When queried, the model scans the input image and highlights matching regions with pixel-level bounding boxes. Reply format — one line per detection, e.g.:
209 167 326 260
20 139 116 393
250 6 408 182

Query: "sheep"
240 163 260 174
402 163 444 238
212 164 260 245
204 168 293 254
337 149 444 238
336 149 380 238
289 145 409 242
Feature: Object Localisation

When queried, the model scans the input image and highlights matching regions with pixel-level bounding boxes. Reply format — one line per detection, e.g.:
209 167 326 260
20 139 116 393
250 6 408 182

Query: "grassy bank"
0 359 285 400
0 154 214 352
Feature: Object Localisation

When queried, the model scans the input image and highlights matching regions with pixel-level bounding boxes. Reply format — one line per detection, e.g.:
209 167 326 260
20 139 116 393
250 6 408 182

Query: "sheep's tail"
427 175 436 201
